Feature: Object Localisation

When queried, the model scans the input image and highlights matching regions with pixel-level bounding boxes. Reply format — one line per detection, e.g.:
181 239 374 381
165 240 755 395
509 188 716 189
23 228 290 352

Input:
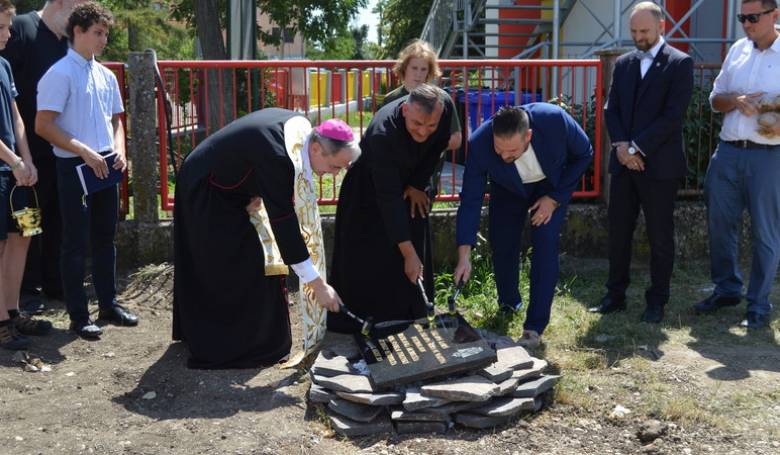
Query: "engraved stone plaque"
355 321 497 390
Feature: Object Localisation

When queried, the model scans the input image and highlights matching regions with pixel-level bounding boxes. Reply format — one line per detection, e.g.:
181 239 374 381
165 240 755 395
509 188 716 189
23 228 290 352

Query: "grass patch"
433 243 780 434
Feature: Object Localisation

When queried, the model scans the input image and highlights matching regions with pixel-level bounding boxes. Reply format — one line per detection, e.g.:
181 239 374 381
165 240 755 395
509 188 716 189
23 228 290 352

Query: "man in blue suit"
454 104 592 347
590 2 693 323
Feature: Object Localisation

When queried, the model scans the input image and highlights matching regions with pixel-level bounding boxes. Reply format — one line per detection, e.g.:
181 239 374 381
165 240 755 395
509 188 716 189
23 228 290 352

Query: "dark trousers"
56 155 118 323
606 170 679 307
488 180 567 335
21 153 63 297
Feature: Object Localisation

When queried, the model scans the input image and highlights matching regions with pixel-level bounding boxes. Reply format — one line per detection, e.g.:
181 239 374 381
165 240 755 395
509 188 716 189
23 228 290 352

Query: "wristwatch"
627 146 637 156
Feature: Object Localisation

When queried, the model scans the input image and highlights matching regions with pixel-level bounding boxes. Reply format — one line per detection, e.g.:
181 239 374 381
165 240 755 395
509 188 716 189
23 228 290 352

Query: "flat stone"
403 387 450 411
309 383 336 404
495 376 522 396
328 411 393 437
454 412 513 429
320 331 361 360
311 352 353 377
335 390 403 406
421 375 500 402
471 396 538 417
395 421 448 434
313 374 374 394
478 346 535 382
426 401 484 416
478 364 514 382
328 398 384 423
511 358 548 382
390 408 449 422
513 375 559 398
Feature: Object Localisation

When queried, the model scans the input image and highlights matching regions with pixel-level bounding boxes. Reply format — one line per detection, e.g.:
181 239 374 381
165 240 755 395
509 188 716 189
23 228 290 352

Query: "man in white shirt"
694 0 780 329
592 2 693 324
35 2 136 339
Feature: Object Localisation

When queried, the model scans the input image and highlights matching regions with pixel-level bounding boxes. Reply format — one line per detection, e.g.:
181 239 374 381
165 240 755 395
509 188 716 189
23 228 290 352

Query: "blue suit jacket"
456 102 593 246
604 43 693 179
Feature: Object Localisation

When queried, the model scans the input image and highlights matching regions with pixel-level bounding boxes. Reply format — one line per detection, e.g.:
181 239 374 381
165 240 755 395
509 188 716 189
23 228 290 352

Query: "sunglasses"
737 8 776 24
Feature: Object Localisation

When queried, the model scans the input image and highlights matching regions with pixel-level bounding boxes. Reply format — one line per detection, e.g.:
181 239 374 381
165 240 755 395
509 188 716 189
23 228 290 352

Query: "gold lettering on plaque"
397 333 419 362
387 336 409 364
418 329 446 364
411 335 427 353
379 339 397 366
430 328 450 350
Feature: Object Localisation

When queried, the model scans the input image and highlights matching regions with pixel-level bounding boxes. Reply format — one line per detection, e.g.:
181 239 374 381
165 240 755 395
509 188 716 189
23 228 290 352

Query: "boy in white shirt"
36 1 137 339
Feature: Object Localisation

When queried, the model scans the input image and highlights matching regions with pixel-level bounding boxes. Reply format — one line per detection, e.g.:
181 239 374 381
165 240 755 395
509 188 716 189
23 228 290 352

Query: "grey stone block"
421 375 499 402
513 375 559 398
511 358 548 382
471 396 537 417
495 376 522 396
328 398 384 423
311 352 353 377
454 412 513 429
328 411 393 437
395 421 448 435
403 387 450 411
313 374 374 394
309 383 336 404
390 408 449 422
335 390 403 406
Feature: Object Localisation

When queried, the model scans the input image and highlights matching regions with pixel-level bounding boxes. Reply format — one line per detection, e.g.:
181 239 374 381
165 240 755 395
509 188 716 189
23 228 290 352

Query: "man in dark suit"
454 104 592 348
590 1 693 323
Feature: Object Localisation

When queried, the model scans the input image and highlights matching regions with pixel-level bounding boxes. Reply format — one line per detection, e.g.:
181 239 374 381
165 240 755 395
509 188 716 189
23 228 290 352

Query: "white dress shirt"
709 35 780 145
283 115 320 284
514 143 546 183
37 49 124 158
640 36 665 79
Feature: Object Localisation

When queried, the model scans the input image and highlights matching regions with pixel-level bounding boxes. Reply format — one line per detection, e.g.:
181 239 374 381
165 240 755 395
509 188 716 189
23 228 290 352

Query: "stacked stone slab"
310 332 560 437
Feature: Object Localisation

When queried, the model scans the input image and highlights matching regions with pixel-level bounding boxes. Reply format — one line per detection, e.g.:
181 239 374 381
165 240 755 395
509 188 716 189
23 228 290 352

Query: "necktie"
637 51 654 60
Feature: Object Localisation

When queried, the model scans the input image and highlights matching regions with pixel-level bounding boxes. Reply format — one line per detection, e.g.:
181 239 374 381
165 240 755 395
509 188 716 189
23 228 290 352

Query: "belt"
724 140 778 149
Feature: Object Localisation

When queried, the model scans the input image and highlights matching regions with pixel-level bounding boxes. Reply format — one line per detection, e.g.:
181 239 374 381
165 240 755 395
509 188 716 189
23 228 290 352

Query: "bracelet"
10 157 23 170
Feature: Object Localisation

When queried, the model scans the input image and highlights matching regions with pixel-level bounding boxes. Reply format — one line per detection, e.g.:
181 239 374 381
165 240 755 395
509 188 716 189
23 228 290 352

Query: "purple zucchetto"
314 119 354 142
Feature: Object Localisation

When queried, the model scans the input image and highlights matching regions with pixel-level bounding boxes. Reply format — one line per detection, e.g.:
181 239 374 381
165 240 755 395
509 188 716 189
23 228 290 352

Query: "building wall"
257 9 305 59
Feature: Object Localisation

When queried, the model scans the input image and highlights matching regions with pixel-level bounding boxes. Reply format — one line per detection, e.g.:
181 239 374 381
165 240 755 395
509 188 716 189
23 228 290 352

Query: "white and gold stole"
248 116 327 363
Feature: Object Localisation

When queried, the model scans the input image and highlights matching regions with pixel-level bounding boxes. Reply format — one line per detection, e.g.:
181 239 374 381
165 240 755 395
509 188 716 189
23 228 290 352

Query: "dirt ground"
1 262 779 455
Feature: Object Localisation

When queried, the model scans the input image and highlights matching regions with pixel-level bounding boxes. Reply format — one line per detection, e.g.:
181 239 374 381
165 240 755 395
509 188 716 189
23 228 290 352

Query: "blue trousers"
56 155 119 324
488 180 567 334
704 141 780 316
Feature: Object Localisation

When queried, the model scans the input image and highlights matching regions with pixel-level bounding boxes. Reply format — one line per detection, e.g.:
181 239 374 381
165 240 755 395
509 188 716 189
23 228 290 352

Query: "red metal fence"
152 59 604 212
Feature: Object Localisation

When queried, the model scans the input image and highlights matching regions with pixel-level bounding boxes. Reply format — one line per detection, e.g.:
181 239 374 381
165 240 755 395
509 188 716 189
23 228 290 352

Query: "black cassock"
328 97 452 333
173 108 309 369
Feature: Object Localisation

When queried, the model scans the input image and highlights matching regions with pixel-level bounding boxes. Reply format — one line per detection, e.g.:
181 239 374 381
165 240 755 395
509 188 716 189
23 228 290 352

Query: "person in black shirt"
327 84 453 333
0 0 82 313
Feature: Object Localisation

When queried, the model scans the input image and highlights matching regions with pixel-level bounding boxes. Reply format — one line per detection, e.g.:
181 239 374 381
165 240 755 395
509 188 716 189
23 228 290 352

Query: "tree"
350 24 368 60
376 0 433 58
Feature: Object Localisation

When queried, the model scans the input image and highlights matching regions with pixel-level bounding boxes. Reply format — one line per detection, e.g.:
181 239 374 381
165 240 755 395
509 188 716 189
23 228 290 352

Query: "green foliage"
683 85 722 191
104 7 195 61
376 0 433 58
171 0 365 49
11 0 43 14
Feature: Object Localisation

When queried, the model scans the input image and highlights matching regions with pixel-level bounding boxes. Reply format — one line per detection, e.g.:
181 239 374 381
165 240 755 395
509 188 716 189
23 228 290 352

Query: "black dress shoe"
98 305 139 326
693 294 741 314
640 305 664 323
589 295 627 314
70 319 102 339
740 311 770 330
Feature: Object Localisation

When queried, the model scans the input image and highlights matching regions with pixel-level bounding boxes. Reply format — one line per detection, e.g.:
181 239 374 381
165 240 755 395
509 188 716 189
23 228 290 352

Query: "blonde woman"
383 39 462 152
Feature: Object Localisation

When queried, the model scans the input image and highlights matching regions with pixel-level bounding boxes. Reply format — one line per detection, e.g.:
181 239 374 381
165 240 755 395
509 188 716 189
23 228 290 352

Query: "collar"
66 48 95 68
647 36 665 58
